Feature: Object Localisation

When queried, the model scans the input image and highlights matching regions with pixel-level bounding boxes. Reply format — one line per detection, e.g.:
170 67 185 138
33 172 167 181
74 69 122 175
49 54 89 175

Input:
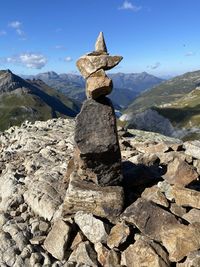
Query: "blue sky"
0 0 200 77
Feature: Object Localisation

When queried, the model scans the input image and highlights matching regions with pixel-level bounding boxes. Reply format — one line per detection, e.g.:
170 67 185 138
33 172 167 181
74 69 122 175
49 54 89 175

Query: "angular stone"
121 198 178 241
74 97 122 186
44 219 71 261
94 242 109 266
71 232 85 251
86 69 113 99
163 158 198 186
121 237 170 267
170 203 187 217
184 140 200 159
170 186 200 209
76 55 123 78
62 173 124 221
68 241 98 267
95 32 107 53
107 221 130 249
182 208 200 224
177 251 200 267
74 211 109 244
132 142 169 154
141 185 169 208
160 223 200 262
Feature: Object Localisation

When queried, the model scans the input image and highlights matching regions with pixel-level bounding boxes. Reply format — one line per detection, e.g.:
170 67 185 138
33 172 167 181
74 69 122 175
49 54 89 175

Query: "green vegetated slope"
0 70 80 131
126 70 200 114
154 88 200 128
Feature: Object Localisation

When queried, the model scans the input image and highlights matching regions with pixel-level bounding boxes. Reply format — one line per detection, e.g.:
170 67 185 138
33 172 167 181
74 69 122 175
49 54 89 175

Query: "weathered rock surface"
44 219 71 260
68 241 98 266
121 198 178 241
184 140 200 159
107 221 130 249
63 173 124 220
160 223 200 262
182 208 200 223
163 157 198 186
95 32 108 53
74 211 109 244
170 186 200 209
121 237 170 267
76 54 123 78
74 97 122 186
1 117 200 266
177 251 200 267
86 69 113 99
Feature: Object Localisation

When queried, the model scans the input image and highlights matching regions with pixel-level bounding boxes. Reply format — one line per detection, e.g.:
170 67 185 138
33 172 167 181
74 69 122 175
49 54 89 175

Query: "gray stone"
44 219 71 261
74 97 122 186
74 211 109 244
184 140 200 159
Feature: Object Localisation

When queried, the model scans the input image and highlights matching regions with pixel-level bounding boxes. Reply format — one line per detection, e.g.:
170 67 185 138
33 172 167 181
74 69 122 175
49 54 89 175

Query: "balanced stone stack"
63 32 124 221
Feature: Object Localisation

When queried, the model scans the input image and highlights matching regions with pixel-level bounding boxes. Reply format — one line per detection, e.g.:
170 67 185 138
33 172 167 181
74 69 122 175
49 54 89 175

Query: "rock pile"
62 32 124 221
0 118 200 266
1 34 200 266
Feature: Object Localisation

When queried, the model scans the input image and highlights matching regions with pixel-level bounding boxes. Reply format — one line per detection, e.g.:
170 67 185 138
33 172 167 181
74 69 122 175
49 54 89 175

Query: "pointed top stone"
95 32 107 53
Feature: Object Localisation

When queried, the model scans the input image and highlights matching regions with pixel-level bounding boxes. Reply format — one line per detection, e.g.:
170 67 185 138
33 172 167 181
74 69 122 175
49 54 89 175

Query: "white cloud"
185 51 195 57
8 20 25 37
148 62 161 69
0 30 7 36
5 53 48 69
64 56 72 62
119 1 142 11
8 21 22 29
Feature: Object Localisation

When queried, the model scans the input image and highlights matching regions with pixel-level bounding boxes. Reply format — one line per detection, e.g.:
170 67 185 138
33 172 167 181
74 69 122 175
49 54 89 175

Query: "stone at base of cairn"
62 172 124 223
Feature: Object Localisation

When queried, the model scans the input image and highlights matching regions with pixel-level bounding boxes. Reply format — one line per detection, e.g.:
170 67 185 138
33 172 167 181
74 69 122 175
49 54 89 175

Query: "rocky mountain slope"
125 70 200 114
24 71 163 108
122 70 200 140
0 70 80 131
1 118 200 266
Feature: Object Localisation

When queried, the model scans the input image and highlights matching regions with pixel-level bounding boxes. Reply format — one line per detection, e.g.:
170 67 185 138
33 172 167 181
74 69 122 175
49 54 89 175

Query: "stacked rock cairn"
63 32 124 221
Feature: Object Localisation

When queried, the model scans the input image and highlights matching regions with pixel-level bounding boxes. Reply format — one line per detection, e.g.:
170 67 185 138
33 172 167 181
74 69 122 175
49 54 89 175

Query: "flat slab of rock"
74 211 109 244
184 140 200 159
62 173 124 221
121 237 170 267
121 198 178 241
76 55 122 78
44 219 71 261
141 185 169 207
163 158 198 186
160 223 200 262
170 186 200 209
74 97 122 186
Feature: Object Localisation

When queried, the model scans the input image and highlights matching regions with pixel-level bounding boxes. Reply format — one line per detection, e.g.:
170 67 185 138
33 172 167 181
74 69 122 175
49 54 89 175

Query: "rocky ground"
0 118 200 266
